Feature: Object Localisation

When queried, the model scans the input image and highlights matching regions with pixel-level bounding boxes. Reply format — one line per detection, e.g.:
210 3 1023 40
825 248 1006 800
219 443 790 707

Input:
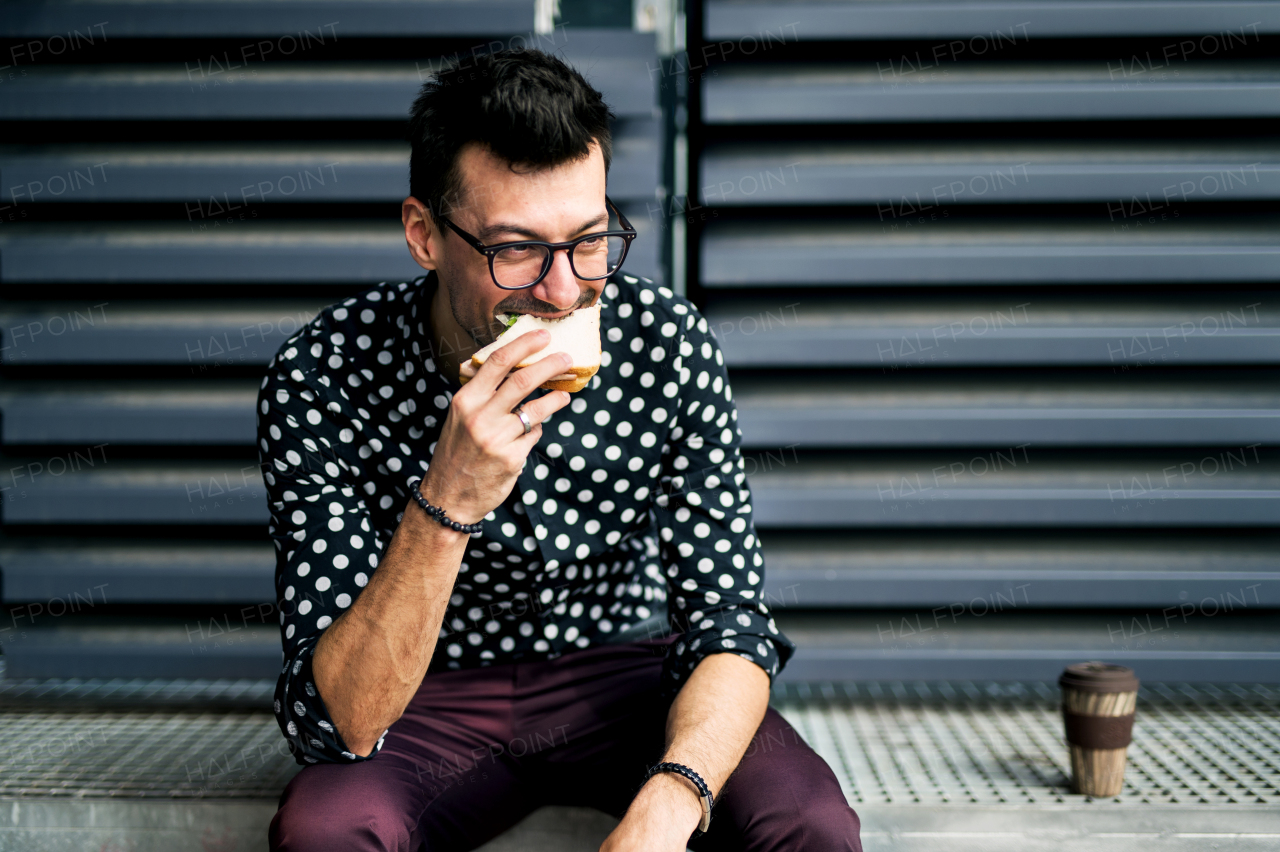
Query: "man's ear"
402 196 438 271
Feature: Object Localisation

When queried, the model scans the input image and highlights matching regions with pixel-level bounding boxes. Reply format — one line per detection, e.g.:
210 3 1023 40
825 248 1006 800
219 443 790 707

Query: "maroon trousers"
270 636 861 851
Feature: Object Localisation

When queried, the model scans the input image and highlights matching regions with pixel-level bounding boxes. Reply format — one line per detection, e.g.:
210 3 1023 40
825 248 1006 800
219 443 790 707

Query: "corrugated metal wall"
0 2 663 678
686 0 1280 681
2 0 1278 685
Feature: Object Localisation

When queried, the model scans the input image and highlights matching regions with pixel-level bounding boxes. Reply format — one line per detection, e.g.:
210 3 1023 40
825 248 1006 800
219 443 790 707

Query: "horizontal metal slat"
0 300 327 365
700 218 1280 285
8 377 1277 448
1 0 535 37
706 0 1280 40
700 141 1280 205
759 531 1280 607
4 294 1273 369
745 453 1280 527
16 453 1276 528
0 540 275 603
1 35 659 120
0 621 281 680
0 382 259 444
0 217 660 285
2 461 269 525
0 120 661 203
704 62 1280 124
774 610 1280 682
706 295 1280 366
0 221 425 284
734 378 1280 447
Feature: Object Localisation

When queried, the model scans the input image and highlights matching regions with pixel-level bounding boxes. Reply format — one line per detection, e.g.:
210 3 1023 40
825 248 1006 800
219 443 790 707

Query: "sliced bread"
459 303 601 393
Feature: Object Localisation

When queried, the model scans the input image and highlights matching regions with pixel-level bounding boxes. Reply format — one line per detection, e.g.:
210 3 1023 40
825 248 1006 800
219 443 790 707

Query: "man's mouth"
494 295 598 327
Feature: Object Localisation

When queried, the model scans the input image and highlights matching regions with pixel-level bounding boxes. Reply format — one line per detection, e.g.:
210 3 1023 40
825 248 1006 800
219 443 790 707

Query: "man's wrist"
413 475 485 527
635 771 704 836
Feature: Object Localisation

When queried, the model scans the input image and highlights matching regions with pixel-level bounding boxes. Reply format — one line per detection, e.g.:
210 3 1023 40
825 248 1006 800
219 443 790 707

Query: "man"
262 48 861 851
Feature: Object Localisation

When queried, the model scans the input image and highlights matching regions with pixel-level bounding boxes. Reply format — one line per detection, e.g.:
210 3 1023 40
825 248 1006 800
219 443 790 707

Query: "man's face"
428 141 610 352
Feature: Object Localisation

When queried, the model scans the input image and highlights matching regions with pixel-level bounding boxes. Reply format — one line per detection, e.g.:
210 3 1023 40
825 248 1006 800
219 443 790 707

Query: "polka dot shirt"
258 270 796 765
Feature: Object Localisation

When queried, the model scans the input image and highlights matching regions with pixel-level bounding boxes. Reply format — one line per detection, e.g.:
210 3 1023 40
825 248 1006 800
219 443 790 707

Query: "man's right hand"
418 328 573 524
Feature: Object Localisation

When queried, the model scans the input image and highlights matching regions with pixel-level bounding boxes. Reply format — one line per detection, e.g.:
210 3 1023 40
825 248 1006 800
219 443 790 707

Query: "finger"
463 328 553 395
509 418 544 455
490 350 574 412
520 388 572 425
504 390 570 442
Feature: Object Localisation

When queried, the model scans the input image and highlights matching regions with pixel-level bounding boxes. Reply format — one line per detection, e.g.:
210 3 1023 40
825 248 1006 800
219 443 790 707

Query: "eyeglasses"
434 196 637 290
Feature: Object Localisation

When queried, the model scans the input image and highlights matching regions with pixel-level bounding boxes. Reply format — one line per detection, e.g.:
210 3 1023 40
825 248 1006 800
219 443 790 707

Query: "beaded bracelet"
409 478 483 535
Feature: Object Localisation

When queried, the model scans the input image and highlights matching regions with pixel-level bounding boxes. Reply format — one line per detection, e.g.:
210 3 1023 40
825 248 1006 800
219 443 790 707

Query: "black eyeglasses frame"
433 196 638 290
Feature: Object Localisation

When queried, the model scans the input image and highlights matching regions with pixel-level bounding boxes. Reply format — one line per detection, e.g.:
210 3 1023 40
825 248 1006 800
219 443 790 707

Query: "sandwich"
458 303 601 393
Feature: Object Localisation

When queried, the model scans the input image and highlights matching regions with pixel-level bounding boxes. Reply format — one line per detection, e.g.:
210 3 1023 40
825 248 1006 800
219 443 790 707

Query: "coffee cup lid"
1059 661 1139 694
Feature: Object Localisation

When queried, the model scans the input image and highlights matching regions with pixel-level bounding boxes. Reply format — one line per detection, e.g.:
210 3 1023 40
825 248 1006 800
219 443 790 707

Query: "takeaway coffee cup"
1059 662 1139 797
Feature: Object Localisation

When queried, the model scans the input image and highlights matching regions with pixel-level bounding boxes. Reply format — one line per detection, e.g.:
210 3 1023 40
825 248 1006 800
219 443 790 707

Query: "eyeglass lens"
492 235 627 288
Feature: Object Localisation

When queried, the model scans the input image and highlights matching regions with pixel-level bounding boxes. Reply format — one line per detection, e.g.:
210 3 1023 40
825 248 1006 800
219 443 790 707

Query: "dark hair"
408 48 615 218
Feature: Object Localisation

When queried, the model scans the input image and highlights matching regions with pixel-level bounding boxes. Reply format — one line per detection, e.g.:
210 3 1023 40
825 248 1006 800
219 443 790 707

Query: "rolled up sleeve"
651 301 796 699
258 333 390 765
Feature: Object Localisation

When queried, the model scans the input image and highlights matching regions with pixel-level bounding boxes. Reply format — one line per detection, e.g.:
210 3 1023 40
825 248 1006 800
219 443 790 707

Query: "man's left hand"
599 771 703 852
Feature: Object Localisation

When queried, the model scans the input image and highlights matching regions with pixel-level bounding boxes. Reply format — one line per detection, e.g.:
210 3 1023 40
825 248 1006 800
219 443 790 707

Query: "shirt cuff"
274 635 387 766
659 606 796 702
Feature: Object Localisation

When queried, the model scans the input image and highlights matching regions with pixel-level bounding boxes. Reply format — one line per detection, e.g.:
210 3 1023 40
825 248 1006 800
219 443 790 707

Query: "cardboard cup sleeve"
1059 662 1140 798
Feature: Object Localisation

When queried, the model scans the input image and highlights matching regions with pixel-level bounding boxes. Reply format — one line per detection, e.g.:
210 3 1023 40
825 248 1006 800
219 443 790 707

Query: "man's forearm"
603 652 771 850
661 651 771 800
310 499 469 757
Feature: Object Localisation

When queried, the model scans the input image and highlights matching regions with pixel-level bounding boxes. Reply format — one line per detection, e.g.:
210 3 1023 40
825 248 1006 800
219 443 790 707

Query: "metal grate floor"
774 681 1280 807
0 680 1276 804
0 708 299 799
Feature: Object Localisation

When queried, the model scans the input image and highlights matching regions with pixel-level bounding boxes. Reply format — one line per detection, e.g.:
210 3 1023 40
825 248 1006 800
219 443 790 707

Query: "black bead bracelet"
410 478 483 536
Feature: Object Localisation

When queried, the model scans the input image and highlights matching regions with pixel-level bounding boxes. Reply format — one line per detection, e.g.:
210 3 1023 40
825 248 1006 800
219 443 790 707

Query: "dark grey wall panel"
2 64 431 120
704 64 1280 124
774 611 1280 682
617 200 663 284
1 0 536 37
0 542 275 603
3 462 269 524
710 320 1280 368
779 646 1280 683
0 120 660 204
707 297 1280 367
9 297 1268 368
0 144 410 204
0 301 326 365
0 624 281 680
0 223 425 283
766 568 1280 609
760 534 1280 606
10 380 1277 448
701 220 1280 286
700 143 1280 205
0 218 658 288
0 383 258 444
748 455 1280 528
737 393 1280 447
1 34 658 120
706 0 1280 40
695 0 1280 684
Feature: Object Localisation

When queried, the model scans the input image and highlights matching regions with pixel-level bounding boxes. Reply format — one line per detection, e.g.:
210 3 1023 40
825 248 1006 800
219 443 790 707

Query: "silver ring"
514 405 534 435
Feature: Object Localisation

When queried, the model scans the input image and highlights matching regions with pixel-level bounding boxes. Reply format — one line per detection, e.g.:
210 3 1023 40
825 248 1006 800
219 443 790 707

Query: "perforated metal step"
774 681 1280 806
0 680 1274 806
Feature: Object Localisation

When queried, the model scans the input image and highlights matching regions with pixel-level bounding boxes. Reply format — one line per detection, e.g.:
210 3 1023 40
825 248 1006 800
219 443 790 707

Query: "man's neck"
428 272 476 387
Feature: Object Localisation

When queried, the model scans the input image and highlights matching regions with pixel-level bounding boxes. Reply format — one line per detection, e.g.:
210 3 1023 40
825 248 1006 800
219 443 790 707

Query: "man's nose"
532 248 583 311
